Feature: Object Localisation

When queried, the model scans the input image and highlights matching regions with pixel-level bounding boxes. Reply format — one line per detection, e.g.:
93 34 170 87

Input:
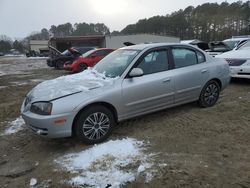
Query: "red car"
64 48 114 72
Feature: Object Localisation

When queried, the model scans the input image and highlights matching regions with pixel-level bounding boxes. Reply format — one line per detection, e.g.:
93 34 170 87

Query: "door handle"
201 69 208 73
163 78 171 83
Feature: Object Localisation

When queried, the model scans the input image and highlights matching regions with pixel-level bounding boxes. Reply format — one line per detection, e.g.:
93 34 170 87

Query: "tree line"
0 35 24 53
0 22 110 53
28 22 110 40
121 1 250 41
1 1 250 53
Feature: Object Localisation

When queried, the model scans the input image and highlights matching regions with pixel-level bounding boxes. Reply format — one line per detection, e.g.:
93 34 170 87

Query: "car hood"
216 49 250 59
28 69 117 103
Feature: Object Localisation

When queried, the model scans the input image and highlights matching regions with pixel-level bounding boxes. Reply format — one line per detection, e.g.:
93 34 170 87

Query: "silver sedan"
21 43 230 144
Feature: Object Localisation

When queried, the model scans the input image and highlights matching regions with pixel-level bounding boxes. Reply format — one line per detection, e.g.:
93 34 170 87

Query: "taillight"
226 59 246 66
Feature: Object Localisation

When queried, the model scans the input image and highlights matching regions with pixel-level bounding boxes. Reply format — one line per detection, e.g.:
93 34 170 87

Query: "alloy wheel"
204 83 219 105
82 112 110 140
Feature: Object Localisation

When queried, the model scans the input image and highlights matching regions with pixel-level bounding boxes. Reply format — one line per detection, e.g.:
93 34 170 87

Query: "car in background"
206 41 232 56
47 46 95 69
223 35 250 50
64 48 114 72
0 52 4 56
181 39 210 51
21 43 230 144
216 40 250 79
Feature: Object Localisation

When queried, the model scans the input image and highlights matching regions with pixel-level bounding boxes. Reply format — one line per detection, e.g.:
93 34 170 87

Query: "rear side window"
172 48 205 68
197 51 206 63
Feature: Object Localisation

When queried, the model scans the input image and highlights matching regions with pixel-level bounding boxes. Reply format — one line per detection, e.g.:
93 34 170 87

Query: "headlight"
30 102 52 115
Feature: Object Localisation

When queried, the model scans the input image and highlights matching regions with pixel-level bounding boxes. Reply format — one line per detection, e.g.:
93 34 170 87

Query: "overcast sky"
0 0 246 39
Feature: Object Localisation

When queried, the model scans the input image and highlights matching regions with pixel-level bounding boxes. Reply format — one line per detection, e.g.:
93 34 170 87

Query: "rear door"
121 47 175 117
170 46 209 103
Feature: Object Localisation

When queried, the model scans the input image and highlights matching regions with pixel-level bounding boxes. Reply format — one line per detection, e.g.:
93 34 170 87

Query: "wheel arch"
71 102 118 136
74 61 87 72
209 78 222 89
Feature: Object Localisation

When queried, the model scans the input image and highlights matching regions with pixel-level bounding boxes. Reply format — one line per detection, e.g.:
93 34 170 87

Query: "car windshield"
82 49 96 57
223 40 239 49
75 47 95 54
94 49 140 78
237 40 250 50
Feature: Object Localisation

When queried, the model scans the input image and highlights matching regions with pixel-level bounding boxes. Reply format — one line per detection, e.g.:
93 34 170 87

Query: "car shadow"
231 78 250 85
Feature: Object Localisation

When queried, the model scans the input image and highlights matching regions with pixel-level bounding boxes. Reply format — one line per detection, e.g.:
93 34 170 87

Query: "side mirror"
129 68 144 77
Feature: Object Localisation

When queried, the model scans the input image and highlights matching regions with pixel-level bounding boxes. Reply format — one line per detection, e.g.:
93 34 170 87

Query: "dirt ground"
0 57 249 188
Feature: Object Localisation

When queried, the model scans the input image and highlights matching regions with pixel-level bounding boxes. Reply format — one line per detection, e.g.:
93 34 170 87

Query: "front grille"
226 59 246 66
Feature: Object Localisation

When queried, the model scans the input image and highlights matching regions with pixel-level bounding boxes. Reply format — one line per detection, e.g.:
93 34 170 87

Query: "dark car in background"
47 46 95 69
206 41 232 57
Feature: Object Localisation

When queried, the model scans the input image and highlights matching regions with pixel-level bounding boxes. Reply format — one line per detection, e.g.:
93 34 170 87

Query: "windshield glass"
94 49 140 77
237 40 250 50
223 40 239 49
82 49 96 57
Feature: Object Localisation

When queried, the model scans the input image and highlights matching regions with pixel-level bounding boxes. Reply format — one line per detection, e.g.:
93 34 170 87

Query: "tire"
74 105 115 144
78 63 87 72
56 61 64 70
199 80 220 108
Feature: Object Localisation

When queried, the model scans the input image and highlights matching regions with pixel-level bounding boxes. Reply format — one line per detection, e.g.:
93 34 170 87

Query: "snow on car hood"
216 49 250 59
28 69 117 102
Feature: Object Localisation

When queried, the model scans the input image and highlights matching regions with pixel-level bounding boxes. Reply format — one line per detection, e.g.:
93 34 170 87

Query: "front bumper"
21 110 76 138
230 66 250 79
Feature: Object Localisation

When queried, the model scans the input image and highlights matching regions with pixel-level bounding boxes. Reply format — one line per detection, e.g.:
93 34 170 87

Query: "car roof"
223 38 250 42
120 43 193 51
94 48 114 51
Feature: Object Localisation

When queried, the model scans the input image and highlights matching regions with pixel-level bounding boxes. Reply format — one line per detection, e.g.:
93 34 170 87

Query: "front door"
121 48 175 118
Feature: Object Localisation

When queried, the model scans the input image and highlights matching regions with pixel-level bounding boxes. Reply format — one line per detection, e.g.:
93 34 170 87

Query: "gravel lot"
0 57 250 188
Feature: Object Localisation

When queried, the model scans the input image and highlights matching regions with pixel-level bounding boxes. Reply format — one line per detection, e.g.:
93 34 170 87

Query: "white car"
216 40 250 79
223 36 250 50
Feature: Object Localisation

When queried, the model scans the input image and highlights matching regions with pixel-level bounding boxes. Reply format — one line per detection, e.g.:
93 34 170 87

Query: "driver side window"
136 50 169 75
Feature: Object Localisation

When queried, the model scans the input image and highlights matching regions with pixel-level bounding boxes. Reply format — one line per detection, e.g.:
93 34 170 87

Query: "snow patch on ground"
4 54 25 57
0 57 47 76
27 57 48 60
10 81 28 86
55 138 155 187
30 79 46 83
0 86 7 89
1 116 25 136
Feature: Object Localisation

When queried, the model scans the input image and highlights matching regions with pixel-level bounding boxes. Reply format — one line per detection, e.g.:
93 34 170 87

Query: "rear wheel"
74 105 115 144
199 80 220 107
78 63 87 72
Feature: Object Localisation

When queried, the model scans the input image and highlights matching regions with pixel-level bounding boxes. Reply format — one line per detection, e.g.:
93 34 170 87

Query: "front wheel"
199 80 220 107
55 61 64 70
74 105 115 144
